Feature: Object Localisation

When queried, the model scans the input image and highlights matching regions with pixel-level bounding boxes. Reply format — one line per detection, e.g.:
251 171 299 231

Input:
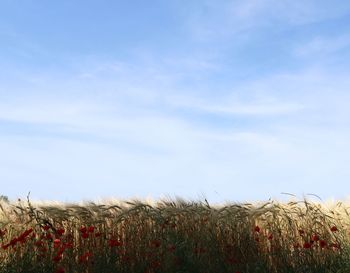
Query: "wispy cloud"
167 95 305 116
183 0 350 41
294 34 350 57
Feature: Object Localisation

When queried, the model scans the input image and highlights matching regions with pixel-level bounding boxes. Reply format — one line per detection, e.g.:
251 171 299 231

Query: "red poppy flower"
330 226 338 232
57 246 65 256
39 246 48 253
18 228 33 242
53 254 62 263
319 240 327 248
303 242 312 249
53 239 61 248
108 239 122 247
42 225 50 231
9 238 18 246
1 243 10 250
63 242 73 249
56 228 65 236
88 226 95 233
254 226 260 233
79 226 87 233
81 232 89 239
311 234 319 241
34 240 44 247
79 251 93 264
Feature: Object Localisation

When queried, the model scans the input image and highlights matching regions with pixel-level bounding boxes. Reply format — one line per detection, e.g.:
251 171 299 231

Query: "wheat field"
1 193 350 273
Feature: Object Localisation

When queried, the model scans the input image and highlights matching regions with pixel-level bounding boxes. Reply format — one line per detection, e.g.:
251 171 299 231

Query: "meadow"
0 193 350 273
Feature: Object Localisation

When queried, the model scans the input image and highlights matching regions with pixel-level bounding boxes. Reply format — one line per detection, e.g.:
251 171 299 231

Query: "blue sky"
1 0 350 204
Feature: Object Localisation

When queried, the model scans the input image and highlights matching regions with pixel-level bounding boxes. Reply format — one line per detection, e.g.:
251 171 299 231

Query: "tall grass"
1 193 350 273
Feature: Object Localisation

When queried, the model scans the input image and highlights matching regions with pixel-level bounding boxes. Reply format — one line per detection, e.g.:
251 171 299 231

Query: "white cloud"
184 0 350 41
167 95 305 116
295 34 350 57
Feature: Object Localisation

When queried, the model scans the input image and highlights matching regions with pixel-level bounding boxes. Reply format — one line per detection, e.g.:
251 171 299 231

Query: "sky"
1 0 350 204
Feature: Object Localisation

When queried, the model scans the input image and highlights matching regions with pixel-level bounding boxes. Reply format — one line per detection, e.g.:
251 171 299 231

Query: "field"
1 193 350 273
